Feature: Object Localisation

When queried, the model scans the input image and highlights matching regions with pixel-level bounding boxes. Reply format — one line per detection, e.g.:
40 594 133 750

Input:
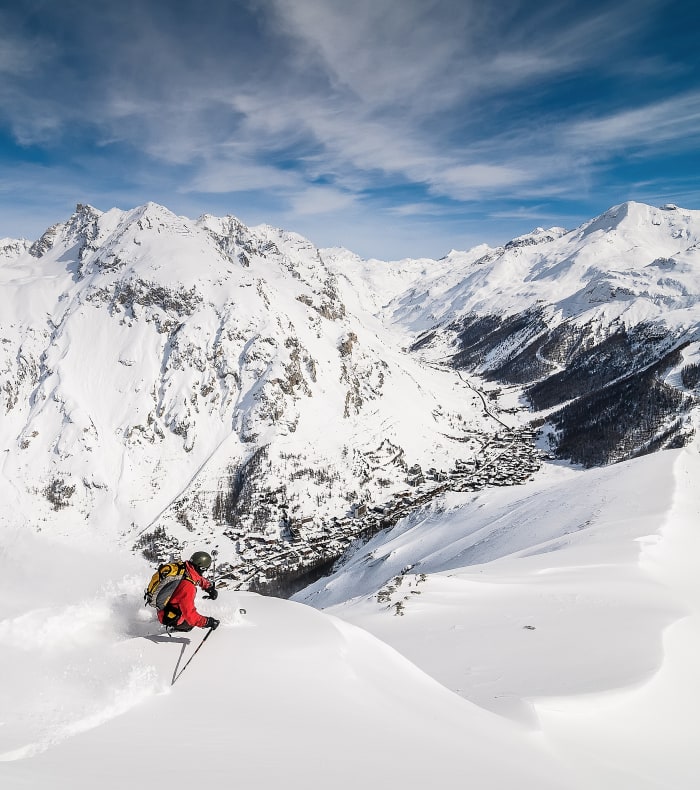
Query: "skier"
157 550 220 632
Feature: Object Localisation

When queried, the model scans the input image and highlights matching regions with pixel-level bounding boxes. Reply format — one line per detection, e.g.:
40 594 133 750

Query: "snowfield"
2 443 699 788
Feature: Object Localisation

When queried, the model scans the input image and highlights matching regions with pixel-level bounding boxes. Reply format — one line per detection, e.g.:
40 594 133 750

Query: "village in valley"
214 423 545 597
131 363 551 598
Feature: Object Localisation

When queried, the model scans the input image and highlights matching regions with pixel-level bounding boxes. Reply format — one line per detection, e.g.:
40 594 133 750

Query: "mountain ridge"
1 198 699 580
0 200 500 578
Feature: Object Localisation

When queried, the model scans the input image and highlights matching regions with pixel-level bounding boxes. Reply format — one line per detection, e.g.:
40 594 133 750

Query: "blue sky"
1 0 699 259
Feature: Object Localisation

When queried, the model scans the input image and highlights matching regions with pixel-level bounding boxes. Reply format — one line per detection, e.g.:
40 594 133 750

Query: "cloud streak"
564 92 700 151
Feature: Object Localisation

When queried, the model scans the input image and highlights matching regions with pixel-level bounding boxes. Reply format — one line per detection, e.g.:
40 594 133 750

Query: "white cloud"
565 92 700 150
185 159 301 194
0 37 41 76
289 186 356 215
264 0 471 111
439 163 532 191
388 203 457 218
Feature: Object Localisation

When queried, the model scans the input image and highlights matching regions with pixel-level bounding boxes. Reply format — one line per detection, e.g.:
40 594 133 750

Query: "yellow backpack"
144 561 186 610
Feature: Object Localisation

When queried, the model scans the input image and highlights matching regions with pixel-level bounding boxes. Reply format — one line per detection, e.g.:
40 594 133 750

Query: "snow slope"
2 444 699 788
295 446 700 788
381 201 700 334
1 533 570 789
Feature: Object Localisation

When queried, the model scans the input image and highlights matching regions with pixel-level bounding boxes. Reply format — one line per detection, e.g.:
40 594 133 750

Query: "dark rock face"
446 312 695 467
549 363 691 466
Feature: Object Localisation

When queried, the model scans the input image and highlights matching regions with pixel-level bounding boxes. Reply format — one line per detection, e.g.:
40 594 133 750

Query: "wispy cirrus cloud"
290 185 356 216
0 36 44 78
563 92 700 151
0 0 697 257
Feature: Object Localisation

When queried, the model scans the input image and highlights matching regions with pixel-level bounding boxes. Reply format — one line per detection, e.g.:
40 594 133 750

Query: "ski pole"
172 626 214 686
211 548 218 586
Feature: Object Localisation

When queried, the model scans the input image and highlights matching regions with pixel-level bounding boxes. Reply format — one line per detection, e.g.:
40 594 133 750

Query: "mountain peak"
578 200 699 239
74 202 102 219
0 237 31 261
504 226 568 250
131 201 180 221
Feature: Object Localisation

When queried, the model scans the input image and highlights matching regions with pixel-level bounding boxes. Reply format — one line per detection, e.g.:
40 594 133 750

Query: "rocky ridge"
0 202 498 581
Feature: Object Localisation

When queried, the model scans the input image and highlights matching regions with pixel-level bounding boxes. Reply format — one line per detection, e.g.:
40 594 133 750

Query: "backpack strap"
182 561 201 586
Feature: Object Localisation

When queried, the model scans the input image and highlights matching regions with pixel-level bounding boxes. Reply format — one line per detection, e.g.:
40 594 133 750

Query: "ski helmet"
190 550 212 572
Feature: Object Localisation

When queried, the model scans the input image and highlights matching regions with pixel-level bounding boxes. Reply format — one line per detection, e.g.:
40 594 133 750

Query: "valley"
1 199 699 600
213 422 543 597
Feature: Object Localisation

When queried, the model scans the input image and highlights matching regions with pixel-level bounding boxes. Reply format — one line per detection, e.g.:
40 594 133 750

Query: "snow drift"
2 443 700 788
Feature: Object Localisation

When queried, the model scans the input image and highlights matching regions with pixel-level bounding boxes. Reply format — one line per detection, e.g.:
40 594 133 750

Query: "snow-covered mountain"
3 200 700 789
379 202 699 332
389 201 700 466
1 237 30 261
2 199 699 576
0 202 496 576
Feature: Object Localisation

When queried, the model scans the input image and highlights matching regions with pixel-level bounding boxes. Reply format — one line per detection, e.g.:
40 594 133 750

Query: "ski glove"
205 617 220 630
206 586 218 600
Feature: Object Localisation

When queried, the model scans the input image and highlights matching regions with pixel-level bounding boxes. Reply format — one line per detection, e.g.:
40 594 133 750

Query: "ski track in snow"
0 577 252 764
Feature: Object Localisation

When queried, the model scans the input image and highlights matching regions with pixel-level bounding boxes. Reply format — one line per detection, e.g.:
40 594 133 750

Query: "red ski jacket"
157 561 214 629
